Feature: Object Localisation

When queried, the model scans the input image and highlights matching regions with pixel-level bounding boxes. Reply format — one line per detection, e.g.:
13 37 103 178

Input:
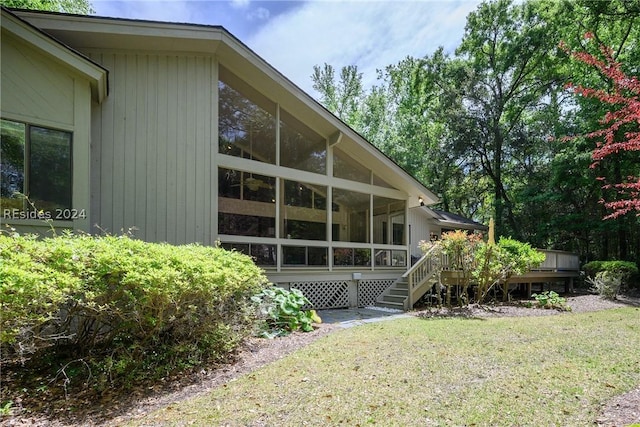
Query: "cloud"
248 6 270 21
231 0 250 9
246 1 480 96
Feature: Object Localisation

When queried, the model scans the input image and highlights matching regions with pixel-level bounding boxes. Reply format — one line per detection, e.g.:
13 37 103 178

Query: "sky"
92 0 481 97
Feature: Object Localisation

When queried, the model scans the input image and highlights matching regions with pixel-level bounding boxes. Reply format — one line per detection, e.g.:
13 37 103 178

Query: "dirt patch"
2 294 639 427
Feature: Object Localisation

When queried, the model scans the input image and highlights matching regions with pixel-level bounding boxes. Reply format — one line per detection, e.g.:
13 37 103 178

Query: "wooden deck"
376 249 581 310
508 250 581 296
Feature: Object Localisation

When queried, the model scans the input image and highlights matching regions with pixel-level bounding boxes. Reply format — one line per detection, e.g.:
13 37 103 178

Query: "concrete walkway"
317 307 412 328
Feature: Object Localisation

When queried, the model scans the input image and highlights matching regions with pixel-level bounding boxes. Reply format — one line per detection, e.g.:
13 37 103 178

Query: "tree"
1 0 93 14
564 37 640 218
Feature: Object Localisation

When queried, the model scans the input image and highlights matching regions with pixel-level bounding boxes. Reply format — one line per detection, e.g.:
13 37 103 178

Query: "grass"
130 308 640 426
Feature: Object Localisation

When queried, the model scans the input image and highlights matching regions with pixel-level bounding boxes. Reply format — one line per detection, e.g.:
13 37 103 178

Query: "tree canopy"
1 0 93 14
311 0 640 265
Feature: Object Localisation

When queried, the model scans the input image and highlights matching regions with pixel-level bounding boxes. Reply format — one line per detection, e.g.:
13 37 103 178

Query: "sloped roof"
11 8 439 207
419 206 488 231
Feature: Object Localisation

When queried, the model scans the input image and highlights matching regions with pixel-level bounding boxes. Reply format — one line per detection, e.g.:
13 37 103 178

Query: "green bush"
252 287 321 338
1 232 268 390
583 260 638 290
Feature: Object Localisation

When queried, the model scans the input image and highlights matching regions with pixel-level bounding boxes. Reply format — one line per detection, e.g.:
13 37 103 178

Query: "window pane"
333 247 353 266
219 168 275 203
283 246 306 265
29 126 72 213
221 242 276 267
218 213 275 237
281 180 327 240
333 146 370 183
0 120 25 212
375 249 406 267
218 66 276 164
218 167 276 237
333 247 371 267
251 244 277 266
373 173 397 189
280 109 326 174
308 247 328 266
332 188 369 243
373 196 406 244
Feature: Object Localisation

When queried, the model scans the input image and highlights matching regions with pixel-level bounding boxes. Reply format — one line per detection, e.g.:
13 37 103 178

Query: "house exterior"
1 8 484 309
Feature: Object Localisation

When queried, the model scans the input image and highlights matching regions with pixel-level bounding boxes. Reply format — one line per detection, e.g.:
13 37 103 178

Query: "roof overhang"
2 8 108 103
415 206 488 231
12 9 438 205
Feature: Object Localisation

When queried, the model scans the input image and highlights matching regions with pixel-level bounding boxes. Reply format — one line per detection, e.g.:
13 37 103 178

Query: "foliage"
1 0 93 14
0 232 268 391
583 260 638 279
312 0 640 266
252 287 320 338
530 290 569 310
563 36 640 218
420 232 545 305
586 271 622 300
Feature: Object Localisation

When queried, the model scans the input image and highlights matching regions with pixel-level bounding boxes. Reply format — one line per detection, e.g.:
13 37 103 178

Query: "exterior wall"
86 52 215 244
408 208 437 259
1 32 92 233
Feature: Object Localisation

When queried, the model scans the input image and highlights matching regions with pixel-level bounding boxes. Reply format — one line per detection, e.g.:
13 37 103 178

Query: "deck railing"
404 248 580 308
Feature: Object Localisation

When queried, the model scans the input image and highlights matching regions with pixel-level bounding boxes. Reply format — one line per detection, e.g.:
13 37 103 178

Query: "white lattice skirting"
358 279 395 307
287 279 395 309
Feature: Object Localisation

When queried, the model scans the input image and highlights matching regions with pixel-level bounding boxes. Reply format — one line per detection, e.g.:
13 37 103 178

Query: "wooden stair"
375 247 440 311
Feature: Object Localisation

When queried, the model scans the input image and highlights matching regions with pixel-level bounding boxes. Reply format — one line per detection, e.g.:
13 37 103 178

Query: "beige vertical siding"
2 32 92 234
408 208 436 258
1 34 74 127
88 52 214 245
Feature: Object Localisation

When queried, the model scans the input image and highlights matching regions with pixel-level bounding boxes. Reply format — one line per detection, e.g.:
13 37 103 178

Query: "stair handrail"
403 246 442 307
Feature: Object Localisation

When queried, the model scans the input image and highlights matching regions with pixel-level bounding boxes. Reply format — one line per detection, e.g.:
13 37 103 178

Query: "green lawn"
130 308 640 426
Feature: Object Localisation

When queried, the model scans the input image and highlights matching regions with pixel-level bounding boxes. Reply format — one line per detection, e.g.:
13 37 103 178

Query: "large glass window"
218 167 276 237
333 247 371 267
281 180 327 240
373 196 406 245
374 249 407 267
332 188 370 243
1 119 72 216
221 242 277 267
280 109 326 174
283 246 328 266
218 66 276 164
333 146 370 183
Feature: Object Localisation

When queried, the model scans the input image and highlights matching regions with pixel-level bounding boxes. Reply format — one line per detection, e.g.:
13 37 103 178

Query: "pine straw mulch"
2 293 639 427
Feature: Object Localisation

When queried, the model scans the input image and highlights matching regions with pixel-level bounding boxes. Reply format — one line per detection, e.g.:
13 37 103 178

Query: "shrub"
583 260 638 292
1 232 268 391
583 260 638 279
252 287 320 338
586 271 622 300
419 233 545 305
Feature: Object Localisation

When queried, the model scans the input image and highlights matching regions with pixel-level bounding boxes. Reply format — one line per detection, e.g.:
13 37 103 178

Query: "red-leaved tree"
562 34 640 218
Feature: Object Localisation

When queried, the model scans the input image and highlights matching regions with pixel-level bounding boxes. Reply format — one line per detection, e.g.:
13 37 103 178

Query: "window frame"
0 118 73 218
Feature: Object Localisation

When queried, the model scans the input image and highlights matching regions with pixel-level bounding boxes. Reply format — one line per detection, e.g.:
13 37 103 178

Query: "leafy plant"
531 291 569 311
586 271 622 300
0 400 13 416
252 287 320 338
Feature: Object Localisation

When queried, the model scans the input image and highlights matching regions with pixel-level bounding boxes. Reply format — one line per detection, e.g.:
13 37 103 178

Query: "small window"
1 119 72 216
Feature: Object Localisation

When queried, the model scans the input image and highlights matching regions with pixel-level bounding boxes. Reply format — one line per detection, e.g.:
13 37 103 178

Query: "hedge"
0 231 268 389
